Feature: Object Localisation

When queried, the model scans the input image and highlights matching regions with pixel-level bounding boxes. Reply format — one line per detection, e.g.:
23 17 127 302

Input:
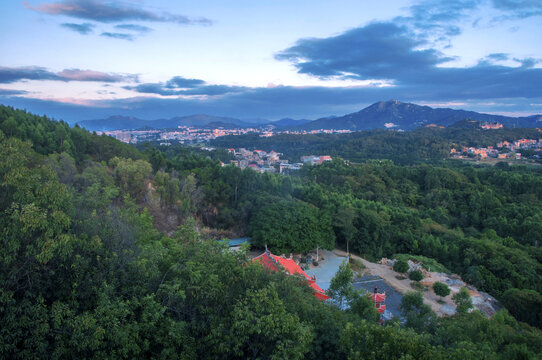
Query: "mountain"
296 100 542 131
269 118 312 128
77 115 149 131
77 114 261 131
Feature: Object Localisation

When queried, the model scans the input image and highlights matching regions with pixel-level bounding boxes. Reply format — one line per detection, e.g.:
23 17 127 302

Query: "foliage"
393 259 410 274
401 292 438 333
433 282 451 299
249 199 334 253
2 107 542 358
452 287 473 315
409 269 424 282
394 253 450 273
327 260 355 309
211 126 542 165
502 288 542 328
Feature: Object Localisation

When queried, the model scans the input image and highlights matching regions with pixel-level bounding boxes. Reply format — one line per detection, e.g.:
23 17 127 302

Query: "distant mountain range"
77 114 259 131
296 100 542 131
77 100 542 132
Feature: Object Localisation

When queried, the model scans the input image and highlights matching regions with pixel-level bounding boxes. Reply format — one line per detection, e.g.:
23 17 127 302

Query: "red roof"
253 251 330 300
371 293 386 303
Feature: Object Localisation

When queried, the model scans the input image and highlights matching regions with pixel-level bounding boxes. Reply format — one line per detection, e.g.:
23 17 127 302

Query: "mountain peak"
296 101 542 131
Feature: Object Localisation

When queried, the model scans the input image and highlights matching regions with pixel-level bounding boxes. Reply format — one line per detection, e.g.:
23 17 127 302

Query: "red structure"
372 292 387 314
253 250 330 300
370 286 393 321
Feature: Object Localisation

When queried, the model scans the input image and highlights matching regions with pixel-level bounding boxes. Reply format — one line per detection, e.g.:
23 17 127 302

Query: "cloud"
3 84 542 124
125 75 246 96
25 0 213 25
0 66 61 83
100 32 134 41
276 16 542 101
486 53 510 61
0 89 29 95
276 23 452 80
405 0 483 39
0 66 138 83
114 24 152 33
165 76 206 89
61 22 94 34
491 0 542 18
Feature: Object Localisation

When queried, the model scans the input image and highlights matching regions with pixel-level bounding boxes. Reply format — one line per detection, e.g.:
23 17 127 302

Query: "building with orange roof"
252 249 330 300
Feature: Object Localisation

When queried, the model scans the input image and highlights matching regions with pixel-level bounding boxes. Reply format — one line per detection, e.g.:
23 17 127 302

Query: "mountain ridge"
77 101 542 132
295 100 542 131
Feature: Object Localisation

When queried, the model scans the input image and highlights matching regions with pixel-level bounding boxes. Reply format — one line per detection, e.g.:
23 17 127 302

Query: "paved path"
305 250 346 290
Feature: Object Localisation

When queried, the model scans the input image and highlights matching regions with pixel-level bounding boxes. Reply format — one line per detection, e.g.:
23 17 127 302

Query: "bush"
393 259 409 274
453 287 473 314
433 282 451 299
409 270 424 281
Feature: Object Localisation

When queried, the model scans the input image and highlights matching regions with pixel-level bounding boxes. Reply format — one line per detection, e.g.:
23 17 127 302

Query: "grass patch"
349 257 365 274
393 253 450 273
410 281 425 291
395 275 407 280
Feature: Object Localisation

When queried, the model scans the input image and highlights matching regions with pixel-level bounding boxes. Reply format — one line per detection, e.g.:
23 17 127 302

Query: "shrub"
433 282 451 299
393 259 409 274
409 270 424 281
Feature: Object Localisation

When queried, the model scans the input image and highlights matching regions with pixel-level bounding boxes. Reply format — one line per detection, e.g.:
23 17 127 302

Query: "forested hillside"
1 105 542 359
211 125 541 164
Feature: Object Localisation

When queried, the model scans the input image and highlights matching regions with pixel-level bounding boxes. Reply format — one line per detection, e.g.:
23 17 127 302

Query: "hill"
297 100 542 131
77 114 263 131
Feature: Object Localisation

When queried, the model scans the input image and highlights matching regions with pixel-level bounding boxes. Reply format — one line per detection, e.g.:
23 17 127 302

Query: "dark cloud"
25 0 213 25
165 76 206 89
514 57 541 68
491 0 542 18
487 53 510 61
61 22 94 34
276 18 542 101
0 66 137 83
126 76 246 96
0 66 61 83
0 89 28 95
100 32 134 41
114 24 152 33
276 23 452 80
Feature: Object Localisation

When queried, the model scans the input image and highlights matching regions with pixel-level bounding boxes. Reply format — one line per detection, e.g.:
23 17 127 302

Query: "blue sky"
1 0 541 123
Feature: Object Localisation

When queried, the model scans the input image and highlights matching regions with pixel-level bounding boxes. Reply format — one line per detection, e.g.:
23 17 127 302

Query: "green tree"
502 288 542 328
250 200 334 253
327 260 355 309
400 292 437 333
453 287 473 314
215 285 311 359
433 282 451 300
393 259 409 274
409 269 424 282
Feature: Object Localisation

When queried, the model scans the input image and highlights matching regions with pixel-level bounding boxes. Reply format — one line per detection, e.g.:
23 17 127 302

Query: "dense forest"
1 105 542 359
211 123 542 164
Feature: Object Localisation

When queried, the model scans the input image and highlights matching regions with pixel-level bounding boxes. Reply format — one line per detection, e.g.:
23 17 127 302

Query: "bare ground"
333 249 457 316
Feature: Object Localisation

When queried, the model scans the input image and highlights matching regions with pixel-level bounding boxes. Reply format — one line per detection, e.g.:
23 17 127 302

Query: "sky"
0 0 541 123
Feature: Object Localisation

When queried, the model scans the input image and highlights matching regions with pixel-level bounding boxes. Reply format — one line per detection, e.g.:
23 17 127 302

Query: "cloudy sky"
1 0 541 123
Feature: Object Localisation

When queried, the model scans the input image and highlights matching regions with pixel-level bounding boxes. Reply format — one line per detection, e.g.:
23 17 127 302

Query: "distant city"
98 126 351 144
220 148 332 174
451 137 542 160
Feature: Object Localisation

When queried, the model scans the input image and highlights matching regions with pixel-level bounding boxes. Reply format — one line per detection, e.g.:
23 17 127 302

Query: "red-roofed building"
369 287 390 319
253 250 330 300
